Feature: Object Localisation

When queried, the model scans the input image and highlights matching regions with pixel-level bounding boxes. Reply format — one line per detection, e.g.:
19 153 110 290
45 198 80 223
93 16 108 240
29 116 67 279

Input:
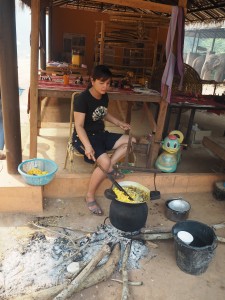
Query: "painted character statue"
155 130 184 173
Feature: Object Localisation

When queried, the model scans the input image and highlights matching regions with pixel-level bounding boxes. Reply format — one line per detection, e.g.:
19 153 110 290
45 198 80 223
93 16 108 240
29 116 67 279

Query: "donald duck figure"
155 130 184 173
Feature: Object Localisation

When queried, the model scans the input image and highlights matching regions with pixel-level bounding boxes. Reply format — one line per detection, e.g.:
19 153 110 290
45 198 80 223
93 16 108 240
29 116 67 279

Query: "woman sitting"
73 65 135 215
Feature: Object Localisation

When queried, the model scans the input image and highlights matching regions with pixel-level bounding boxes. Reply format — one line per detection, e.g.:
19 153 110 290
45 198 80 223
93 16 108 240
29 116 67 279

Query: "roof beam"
90 0 174 14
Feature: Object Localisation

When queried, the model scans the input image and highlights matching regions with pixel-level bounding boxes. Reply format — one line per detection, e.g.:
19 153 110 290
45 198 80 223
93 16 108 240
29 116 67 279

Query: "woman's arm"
74 111 95 161
104 112 131 131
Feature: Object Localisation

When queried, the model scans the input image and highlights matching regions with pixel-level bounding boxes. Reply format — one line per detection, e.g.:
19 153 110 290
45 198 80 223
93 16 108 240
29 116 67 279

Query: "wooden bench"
202 136 225 171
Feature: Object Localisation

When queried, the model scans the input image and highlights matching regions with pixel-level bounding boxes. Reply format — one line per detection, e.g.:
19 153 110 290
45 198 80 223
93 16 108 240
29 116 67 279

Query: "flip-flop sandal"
108 169 125 179
86 200 103 215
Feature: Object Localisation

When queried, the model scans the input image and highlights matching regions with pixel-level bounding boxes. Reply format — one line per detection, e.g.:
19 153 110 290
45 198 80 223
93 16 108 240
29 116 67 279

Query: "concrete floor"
17 92 225 174
4 79 219 175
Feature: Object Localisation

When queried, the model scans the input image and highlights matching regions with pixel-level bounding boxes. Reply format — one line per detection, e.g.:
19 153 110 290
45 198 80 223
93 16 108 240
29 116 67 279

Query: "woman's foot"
85 198 103 215
108 169 124 179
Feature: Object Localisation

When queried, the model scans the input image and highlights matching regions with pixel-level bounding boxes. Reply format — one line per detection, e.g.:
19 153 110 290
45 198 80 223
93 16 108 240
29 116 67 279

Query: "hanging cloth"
161 6 184 103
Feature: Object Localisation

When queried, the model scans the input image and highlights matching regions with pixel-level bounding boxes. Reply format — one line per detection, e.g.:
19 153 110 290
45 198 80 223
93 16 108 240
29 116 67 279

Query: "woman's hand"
84 145 96 162
118 121 131 131
104 112 131 131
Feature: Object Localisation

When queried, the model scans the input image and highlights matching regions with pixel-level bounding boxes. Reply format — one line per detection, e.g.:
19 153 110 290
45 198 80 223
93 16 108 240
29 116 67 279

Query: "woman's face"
91 78 111 94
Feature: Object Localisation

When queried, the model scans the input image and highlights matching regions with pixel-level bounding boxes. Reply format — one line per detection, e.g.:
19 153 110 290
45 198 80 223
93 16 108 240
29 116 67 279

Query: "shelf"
94 20 160 79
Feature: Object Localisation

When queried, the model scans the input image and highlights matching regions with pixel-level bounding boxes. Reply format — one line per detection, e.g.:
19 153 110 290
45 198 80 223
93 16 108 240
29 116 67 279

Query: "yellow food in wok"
27 168 48 176
113 186 148 203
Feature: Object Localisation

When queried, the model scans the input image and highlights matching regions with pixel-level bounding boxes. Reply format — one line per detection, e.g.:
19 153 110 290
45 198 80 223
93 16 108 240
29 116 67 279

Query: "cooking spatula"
80 145 134 201
97 163 134 201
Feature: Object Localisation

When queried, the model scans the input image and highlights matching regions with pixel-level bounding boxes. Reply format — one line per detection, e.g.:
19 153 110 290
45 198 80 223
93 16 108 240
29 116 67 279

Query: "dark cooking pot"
110 199 148 232
105 188 148 232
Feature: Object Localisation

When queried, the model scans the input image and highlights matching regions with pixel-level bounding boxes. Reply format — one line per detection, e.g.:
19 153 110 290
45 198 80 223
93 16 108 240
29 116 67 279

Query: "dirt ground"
1 191 225 300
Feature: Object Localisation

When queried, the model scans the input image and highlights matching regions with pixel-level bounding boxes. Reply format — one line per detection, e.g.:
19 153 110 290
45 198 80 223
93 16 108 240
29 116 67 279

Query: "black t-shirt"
73 89 109 133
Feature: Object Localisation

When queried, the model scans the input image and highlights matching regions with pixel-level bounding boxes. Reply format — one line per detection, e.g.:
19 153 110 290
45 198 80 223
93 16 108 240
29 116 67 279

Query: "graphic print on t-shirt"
92 106 108 121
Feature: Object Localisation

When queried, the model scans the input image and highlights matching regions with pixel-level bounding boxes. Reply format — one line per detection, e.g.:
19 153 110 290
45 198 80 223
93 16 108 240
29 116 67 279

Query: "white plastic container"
177 230 194 245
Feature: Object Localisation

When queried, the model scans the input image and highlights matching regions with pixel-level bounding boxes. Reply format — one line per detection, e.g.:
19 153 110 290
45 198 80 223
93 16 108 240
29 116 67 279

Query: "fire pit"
0 218 154 300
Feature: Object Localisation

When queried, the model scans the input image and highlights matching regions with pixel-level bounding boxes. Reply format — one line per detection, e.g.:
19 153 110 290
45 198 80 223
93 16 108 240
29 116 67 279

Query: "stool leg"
64 150 69 169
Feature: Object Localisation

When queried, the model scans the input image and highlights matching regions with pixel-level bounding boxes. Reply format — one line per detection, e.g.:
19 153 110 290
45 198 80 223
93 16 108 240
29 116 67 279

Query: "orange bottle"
63 74 69 85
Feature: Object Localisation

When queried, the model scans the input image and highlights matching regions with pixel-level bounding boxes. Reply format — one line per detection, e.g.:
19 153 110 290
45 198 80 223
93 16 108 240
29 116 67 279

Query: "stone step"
1 159 224 212
44 172 225 198
0 161 43 212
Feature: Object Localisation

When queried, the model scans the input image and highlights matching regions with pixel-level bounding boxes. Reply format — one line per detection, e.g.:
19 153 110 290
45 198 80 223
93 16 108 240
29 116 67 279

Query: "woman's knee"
122 136 136 148
97 153 111 169
114 134 130 148
123 135 136 145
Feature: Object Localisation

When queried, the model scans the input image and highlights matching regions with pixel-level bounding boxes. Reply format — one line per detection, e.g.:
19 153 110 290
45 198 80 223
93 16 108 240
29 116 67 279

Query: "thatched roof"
20 0 225 23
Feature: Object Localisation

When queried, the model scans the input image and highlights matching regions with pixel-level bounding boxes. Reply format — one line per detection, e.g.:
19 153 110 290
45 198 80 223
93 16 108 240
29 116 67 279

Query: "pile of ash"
0 224 156 299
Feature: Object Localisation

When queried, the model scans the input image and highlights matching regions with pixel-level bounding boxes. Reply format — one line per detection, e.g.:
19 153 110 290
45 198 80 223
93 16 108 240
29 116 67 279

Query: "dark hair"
91 65 112 81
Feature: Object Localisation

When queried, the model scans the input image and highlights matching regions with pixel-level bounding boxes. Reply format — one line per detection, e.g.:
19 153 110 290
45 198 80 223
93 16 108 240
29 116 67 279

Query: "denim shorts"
72 130 122 163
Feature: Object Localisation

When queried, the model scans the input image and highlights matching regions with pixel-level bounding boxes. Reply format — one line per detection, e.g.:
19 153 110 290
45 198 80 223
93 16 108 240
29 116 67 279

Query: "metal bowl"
165 198 191 222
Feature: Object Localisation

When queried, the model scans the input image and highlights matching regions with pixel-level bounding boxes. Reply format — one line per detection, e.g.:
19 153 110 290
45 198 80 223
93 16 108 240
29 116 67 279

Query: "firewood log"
133 232 173 240
140 227 171 233
53 243 111 300
8 284 66 300
121 242 131 300
73 242 121 292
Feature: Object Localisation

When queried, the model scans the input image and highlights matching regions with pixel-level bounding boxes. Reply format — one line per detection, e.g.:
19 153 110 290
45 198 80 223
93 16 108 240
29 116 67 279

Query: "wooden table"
163 95 225 146
35 77 168 168
46 65 89 76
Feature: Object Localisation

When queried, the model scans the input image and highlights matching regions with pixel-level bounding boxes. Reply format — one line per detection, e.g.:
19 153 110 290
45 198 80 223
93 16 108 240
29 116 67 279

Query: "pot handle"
104 188 116 201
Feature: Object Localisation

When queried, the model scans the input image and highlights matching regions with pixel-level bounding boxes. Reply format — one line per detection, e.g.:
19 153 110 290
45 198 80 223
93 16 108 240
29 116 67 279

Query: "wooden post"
48 4 53 62
40 7 46 70
99 21 105 64
30 0 40 158
178 0 187 14
152 27 159 73
0 0 22 173
147 2 186 167
91 0 173 14
147 91 168 168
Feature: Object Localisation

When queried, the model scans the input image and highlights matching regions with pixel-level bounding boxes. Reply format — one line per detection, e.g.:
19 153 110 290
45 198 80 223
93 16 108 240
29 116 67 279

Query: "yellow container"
72 54 81 66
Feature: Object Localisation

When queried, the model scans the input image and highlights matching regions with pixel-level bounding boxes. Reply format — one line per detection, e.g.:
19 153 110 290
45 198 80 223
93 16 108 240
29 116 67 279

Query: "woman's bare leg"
110 135 136 169
86 153 111 214
86 135 136 198
85 134 136 214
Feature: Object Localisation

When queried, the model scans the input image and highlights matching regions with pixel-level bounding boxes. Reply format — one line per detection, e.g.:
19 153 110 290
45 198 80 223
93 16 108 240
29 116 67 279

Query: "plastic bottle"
192 123 199 131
